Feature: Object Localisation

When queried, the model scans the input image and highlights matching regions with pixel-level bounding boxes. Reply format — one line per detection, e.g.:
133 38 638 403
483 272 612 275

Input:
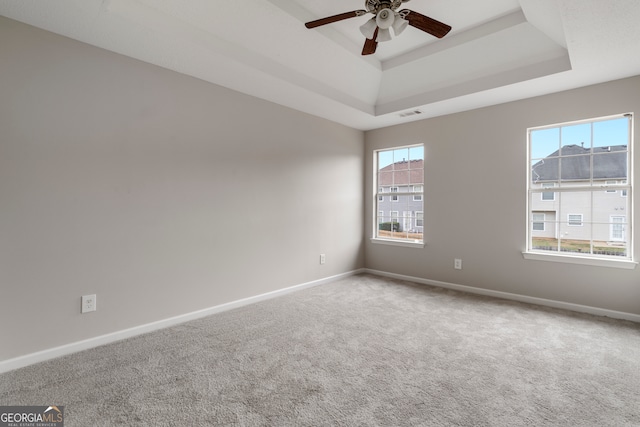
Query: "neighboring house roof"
379 160 424 186
532 144 627 182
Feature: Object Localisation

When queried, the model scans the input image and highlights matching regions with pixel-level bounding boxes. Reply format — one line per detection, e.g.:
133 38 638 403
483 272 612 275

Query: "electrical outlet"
320 254 326 265
82 294 96 313
454 258 462 270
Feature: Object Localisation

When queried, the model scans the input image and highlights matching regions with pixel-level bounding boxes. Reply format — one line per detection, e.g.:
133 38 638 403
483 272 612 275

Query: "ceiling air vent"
399 109 422 118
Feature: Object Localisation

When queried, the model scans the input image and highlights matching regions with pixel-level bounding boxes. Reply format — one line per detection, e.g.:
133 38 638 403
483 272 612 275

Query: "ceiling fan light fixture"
392 14 408 35
376 28 392 42
359 17 378 39
375 8 395 29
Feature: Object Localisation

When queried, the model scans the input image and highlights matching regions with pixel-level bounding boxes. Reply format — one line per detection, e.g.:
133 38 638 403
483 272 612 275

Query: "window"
413 185 423 201
541 183 555 201
378 188 384 201
374 144 424 245
526 113 634 265
532 213 545 231
611 216 625 241
567 214 583 226
390 187 399 202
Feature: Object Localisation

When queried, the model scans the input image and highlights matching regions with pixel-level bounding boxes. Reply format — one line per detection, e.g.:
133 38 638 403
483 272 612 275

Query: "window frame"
372 144 425 248
567 213 583 226
524 113 636 269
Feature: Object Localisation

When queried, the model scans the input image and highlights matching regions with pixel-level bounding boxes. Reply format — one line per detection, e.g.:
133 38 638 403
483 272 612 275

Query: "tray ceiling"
1 0 640 130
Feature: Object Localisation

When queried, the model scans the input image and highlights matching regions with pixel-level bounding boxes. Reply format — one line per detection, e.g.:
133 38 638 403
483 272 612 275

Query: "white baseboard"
4 267 636 374
364 268 640 323
0 269 365 374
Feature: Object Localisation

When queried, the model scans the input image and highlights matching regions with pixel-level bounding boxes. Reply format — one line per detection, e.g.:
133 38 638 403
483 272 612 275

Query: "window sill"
371 238 425 248
522 251 637 269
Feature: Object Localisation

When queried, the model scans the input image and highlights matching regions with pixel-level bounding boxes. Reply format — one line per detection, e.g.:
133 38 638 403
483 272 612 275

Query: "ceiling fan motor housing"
365 0 405 14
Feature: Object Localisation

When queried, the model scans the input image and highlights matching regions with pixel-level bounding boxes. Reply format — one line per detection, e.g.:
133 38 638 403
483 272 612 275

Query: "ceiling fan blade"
305 10 367 29
362 28 379 55
402 10 451 38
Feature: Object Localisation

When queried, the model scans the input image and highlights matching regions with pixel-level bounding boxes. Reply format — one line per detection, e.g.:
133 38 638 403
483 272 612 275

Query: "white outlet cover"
82 294 96 313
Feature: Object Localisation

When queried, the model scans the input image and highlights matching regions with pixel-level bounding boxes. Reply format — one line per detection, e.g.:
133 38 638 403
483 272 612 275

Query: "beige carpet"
1 274 639 426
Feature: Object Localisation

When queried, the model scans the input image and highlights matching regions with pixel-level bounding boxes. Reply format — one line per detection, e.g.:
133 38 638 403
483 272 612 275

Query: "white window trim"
525 113 634 265
373 144 424 247
522 251 637 269
371 237 425 248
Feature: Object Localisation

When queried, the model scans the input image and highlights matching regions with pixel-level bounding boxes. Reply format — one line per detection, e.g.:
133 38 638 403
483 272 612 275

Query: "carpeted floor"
1 274 639 426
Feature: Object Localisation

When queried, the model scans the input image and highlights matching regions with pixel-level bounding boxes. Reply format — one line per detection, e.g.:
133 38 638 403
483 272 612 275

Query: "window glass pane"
409 168 423 185
531 210 555 239
532 213 545 231
540 183 555 201
409 145 424 163
531 127 559 160
531 158 558 186
593 151 627 180
531 235 559 253
378 170 393 187
375 144 424 243
560 155 591 182
560 122 591 154
593 117 629 149
593 220 628 257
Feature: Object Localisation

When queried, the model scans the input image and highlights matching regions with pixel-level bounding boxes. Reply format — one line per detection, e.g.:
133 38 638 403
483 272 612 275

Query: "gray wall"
365 75 640 315
2 14 639 365
0 17 364 362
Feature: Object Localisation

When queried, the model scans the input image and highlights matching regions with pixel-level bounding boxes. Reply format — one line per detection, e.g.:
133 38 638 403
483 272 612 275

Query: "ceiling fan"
305 0 451 55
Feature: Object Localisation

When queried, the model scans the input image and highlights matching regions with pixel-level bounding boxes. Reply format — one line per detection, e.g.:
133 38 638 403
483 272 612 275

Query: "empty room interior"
1 0 639 425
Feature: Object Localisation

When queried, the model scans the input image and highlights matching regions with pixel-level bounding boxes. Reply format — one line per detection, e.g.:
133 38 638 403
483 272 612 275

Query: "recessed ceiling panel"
377 19 571 107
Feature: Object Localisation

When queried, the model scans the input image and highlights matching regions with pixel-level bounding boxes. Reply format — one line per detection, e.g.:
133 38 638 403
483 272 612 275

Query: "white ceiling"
1 0 640 130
